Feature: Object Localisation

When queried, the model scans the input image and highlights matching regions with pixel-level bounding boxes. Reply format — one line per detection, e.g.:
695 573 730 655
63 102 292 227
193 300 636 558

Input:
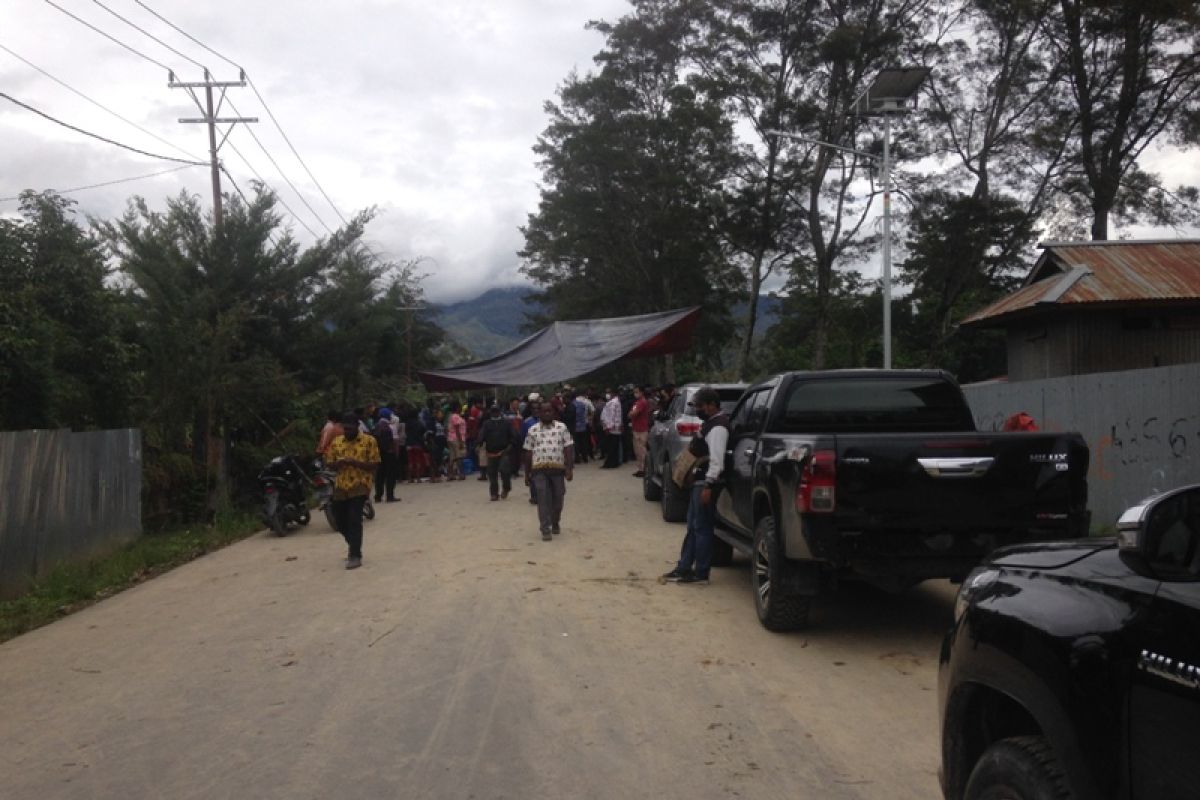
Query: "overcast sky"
0 0 629 302
2 0 1196 305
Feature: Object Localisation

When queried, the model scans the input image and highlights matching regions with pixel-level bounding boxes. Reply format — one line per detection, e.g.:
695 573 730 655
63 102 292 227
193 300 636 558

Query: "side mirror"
1117 484 1200 579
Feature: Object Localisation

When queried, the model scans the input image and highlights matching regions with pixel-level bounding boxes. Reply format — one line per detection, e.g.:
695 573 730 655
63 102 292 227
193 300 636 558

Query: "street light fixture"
853 67 930 369
766 67 928 369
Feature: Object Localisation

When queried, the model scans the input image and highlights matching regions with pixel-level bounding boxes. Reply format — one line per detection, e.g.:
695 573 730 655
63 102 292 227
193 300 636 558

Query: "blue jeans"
676 484 715 578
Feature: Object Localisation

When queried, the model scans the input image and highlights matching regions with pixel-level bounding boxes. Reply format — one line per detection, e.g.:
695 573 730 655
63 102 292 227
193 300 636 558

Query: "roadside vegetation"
0 510 262 643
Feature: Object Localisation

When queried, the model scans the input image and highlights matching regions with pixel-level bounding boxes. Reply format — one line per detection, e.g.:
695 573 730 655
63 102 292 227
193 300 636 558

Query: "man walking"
663 387 730 585
372 408 399 503
479 402 516 500
629 385 651 478
327 412 381 570
600 389 623 469
523 403 574 541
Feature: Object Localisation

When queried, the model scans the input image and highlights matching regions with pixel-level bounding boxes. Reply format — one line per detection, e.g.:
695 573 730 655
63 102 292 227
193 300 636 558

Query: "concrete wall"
962 363 1200 531
0 429 142 599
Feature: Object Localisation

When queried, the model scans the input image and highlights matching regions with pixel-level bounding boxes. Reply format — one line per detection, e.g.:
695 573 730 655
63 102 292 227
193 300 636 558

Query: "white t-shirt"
523 421 574 470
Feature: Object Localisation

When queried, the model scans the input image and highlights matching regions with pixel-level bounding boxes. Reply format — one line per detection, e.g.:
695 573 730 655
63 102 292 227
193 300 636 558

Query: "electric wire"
0 92 207 165
88 0 206 73
0 40 204 162
227 97 334 234
132 0 349 226
224 139 320 239
42 0 173 73
0 163 202 202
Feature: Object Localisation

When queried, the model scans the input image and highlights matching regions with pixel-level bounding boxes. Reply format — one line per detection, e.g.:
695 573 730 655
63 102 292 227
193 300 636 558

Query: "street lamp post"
853 67 930 369
771 68 929 370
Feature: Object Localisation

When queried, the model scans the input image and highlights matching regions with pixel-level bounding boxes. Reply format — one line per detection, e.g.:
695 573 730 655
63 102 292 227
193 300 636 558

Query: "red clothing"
467 406 482 440
629 398 650 433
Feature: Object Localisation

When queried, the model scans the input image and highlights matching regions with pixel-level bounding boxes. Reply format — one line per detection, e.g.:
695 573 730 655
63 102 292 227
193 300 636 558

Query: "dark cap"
690 387 721 407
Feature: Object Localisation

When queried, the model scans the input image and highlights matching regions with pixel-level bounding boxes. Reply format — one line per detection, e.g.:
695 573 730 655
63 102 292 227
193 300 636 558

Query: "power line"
42 0 173 74
134 0 240 70
132 1 349 225
88 0 206 73
0 92 207 165
0 163 202 203
227 97 334 234
0 40 203 162
246 78 348 226
224 139 320 238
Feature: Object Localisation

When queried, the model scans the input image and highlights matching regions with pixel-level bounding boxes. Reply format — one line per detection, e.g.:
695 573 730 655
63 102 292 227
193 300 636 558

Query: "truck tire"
710 535 733 567
660 468 688 523
964 736 1071 800
752 516 810 631
643 463 662 502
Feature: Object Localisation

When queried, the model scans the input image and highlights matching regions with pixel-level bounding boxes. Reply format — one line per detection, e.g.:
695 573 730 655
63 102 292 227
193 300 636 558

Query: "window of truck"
775 377 976 433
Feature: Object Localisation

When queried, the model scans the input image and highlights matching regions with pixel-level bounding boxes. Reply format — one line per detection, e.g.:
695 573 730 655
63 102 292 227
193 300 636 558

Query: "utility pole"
169 69 257 228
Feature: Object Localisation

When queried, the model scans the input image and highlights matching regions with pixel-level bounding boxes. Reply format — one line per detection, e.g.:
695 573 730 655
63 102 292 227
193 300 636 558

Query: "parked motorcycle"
258 454 314 536
313 456 376 532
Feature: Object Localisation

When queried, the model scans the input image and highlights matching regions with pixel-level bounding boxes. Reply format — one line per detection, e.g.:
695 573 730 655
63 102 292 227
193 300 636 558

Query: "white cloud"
0 0 628 300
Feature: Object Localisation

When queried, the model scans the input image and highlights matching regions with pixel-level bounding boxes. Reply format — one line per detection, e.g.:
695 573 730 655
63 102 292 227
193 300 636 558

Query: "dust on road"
0 462 954 799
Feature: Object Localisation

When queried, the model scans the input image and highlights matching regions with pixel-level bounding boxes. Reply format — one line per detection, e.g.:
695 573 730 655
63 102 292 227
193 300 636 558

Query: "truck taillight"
796 450 836 513
676 421 701 437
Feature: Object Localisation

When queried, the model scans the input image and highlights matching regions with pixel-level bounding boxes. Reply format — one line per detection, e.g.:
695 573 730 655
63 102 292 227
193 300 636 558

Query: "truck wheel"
752 516 810 631
660 469 688 523
710 535 733 567
964 736 1070 800
643 463 662 502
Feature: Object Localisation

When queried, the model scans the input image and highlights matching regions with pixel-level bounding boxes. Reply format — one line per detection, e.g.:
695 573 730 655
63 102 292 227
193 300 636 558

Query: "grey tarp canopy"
417 307 701 390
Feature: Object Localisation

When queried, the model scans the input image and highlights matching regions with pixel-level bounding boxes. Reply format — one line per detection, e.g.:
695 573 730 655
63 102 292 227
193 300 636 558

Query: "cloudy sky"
2 0 1197 305
0 0 629 301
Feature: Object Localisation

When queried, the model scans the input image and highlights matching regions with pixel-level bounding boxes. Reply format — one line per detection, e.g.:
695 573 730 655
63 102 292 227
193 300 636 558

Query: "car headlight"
954 568 998 623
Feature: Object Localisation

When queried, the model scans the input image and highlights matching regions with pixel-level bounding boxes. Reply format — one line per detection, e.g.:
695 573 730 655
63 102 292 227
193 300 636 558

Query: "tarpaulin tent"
418 307 700 391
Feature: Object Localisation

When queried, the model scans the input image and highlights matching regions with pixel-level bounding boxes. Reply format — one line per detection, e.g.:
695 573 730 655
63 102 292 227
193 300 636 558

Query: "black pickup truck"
939 484 1200 800
712 370 1089 631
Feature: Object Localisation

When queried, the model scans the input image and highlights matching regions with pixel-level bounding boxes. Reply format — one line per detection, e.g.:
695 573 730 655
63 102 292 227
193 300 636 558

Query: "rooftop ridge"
1039 238 1200 248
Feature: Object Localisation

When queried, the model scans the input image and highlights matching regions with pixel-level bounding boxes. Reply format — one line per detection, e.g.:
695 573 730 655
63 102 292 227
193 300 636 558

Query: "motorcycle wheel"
324 506 339 532
298 509 311 526
269 513 287 537
362 498 375 521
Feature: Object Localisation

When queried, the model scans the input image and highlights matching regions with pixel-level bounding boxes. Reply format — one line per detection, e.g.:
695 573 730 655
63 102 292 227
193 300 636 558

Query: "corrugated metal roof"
962 240 1200 327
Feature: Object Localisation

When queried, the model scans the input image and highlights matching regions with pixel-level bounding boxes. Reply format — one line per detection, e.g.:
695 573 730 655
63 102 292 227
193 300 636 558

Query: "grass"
0 509 263 644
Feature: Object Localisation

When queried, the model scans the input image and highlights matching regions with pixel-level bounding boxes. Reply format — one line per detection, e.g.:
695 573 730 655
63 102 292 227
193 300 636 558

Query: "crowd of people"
314 382 725 572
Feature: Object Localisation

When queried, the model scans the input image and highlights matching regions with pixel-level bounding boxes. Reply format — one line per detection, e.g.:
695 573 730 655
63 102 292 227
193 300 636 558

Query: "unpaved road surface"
0 463 954 799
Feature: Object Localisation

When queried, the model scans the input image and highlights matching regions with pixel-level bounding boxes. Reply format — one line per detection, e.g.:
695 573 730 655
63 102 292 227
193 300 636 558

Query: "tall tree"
0 192 135 430
1047 0 1200 239
688 0 818 377
787 0 932 368
521 1 743 376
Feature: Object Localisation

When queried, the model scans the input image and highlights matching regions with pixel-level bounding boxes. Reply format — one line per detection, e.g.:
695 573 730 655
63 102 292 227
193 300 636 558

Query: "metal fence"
962 363 1200 531
0 429 142 599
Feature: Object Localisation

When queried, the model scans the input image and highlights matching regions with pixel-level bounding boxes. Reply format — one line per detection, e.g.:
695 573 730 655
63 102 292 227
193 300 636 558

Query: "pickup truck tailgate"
833 432 1089 535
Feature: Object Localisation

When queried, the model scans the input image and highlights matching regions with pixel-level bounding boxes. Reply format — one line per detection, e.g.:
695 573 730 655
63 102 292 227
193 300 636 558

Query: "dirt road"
0 463 954 799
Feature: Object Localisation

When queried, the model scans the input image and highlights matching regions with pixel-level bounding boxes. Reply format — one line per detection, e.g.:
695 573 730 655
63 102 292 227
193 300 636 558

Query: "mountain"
431 286 782 361
431 286 541 359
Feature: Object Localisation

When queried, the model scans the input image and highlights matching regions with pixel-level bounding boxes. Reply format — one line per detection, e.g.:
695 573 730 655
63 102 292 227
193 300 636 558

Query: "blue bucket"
462 457 476 475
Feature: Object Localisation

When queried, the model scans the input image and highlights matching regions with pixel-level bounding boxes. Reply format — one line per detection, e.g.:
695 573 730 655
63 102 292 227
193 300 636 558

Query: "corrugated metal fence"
0 429 141 599
962 363 1200 531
